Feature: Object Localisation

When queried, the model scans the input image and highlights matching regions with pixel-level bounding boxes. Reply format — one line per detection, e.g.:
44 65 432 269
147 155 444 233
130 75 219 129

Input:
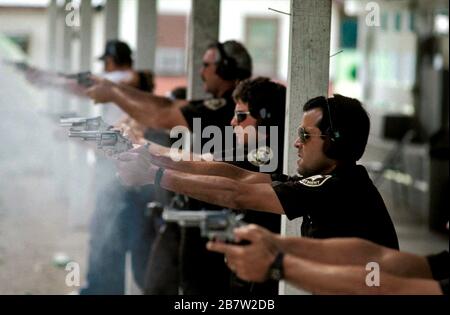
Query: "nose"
294 137 302 149
230 116 237 127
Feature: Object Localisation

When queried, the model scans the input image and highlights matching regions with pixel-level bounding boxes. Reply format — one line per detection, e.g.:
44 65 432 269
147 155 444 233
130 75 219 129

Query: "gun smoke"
0 63 115 293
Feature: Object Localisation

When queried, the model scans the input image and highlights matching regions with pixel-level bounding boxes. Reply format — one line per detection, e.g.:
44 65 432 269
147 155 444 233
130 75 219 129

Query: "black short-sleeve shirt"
180 149 283 296
271 164 399 249
181 90 235 134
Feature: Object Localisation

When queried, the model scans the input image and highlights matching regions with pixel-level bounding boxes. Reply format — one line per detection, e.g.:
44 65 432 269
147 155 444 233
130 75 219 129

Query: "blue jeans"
80 161 155 295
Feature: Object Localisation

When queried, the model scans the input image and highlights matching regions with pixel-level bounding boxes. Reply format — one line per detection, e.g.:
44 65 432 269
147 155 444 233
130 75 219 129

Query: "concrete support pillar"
187 0 220 99
281 0 332 295
62 0 73 72
54 2 65 72
105 0 120 41
79 0 93 72
358 13 374 102
136 0 157 70
47 0 58 71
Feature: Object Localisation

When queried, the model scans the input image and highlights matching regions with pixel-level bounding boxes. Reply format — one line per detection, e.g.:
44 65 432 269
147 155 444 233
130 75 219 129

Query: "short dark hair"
169 86 187 100
233 77 286 127
233 77 286 154
137 70 155 93
303 94 370 162
208 40 252 81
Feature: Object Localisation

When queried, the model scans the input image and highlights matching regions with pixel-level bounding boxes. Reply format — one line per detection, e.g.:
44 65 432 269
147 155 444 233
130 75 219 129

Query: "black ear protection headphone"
249 106 273 126
214 42 239 81
248 80 285 127
323 97 343 160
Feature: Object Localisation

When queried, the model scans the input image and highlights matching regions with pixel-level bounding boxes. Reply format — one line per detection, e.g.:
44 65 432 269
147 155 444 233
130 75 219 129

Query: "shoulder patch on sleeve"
247 146 274 167
203 98 227 111
298 175 333 187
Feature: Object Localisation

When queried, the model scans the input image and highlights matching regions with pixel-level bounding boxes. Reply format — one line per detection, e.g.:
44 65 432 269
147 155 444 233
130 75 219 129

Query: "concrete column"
358 13 374 102
62 0 73 72
79 0 93 72
105 0 120 41
54 2 64 72
47 0 58 71
187 0 220 99
136 0 157 70
281 0 332 295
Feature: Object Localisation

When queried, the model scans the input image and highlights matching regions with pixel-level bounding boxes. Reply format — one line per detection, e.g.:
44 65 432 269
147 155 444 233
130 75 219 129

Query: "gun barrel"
65 129 132 156
60 116 109 131
60 117 88 127
63 71 91 80
62 71 94 87
162 209 245 242
162 210 210 227
68 130 101 140
162 209 241 228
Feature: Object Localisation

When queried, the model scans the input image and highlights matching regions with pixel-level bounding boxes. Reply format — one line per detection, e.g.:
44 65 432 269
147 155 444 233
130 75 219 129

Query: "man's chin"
297 162 309 176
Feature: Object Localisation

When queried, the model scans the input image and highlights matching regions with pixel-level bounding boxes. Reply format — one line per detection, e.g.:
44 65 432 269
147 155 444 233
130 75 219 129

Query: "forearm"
275 237 385 267
276 237 433 279
283 255 441 295
110 84 176 128
160 169 241 209
158 158 271 183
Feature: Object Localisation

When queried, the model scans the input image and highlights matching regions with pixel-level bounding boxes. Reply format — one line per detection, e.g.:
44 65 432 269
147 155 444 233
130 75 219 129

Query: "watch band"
267 252 284 281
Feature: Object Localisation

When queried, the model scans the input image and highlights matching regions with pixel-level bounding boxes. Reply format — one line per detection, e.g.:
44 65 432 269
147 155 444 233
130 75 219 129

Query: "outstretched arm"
207 226 440 295
116 149 282 213
23 67 88 97
150 153 272 184
159 169 284 214
282 255 441 295
273 235 433 279
86 78 188 129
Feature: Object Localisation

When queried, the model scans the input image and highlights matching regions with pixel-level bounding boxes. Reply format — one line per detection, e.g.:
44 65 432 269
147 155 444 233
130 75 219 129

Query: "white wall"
119 0 137 49
0 8 48 67
220 0 290 80
158 0 190 14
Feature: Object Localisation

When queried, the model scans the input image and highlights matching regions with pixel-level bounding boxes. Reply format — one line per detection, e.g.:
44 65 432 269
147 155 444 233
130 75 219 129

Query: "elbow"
153 102 180 130
153 110 174 130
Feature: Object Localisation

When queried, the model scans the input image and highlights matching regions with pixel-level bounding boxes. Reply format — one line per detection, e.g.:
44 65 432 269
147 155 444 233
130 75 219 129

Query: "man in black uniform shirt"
178 77 286 295
269 95 398 249
120 94 399 251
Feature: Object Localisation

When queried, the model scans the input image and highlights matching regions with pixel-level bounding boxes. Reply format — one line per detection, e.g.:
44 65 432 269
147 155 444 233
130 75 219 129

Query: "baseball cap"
98 40 133 65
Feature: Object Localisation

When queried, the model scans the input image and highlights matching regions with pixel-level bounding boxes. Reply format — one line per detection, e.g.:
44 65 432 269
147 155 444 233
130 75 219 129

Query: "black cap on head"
99 40 133 66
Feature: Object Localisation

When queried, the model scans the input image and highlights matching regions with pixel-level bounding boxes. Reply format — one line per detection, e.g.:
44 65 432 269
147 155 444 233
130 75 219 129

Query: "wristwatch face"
268 253 284 281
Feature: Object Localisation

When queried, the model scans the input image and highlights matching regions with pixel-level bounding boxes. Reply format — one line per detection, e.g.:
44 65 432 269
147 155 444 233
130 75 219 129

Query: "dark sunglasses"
298 127 327 144
202 62 215 68
234 111 251 124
